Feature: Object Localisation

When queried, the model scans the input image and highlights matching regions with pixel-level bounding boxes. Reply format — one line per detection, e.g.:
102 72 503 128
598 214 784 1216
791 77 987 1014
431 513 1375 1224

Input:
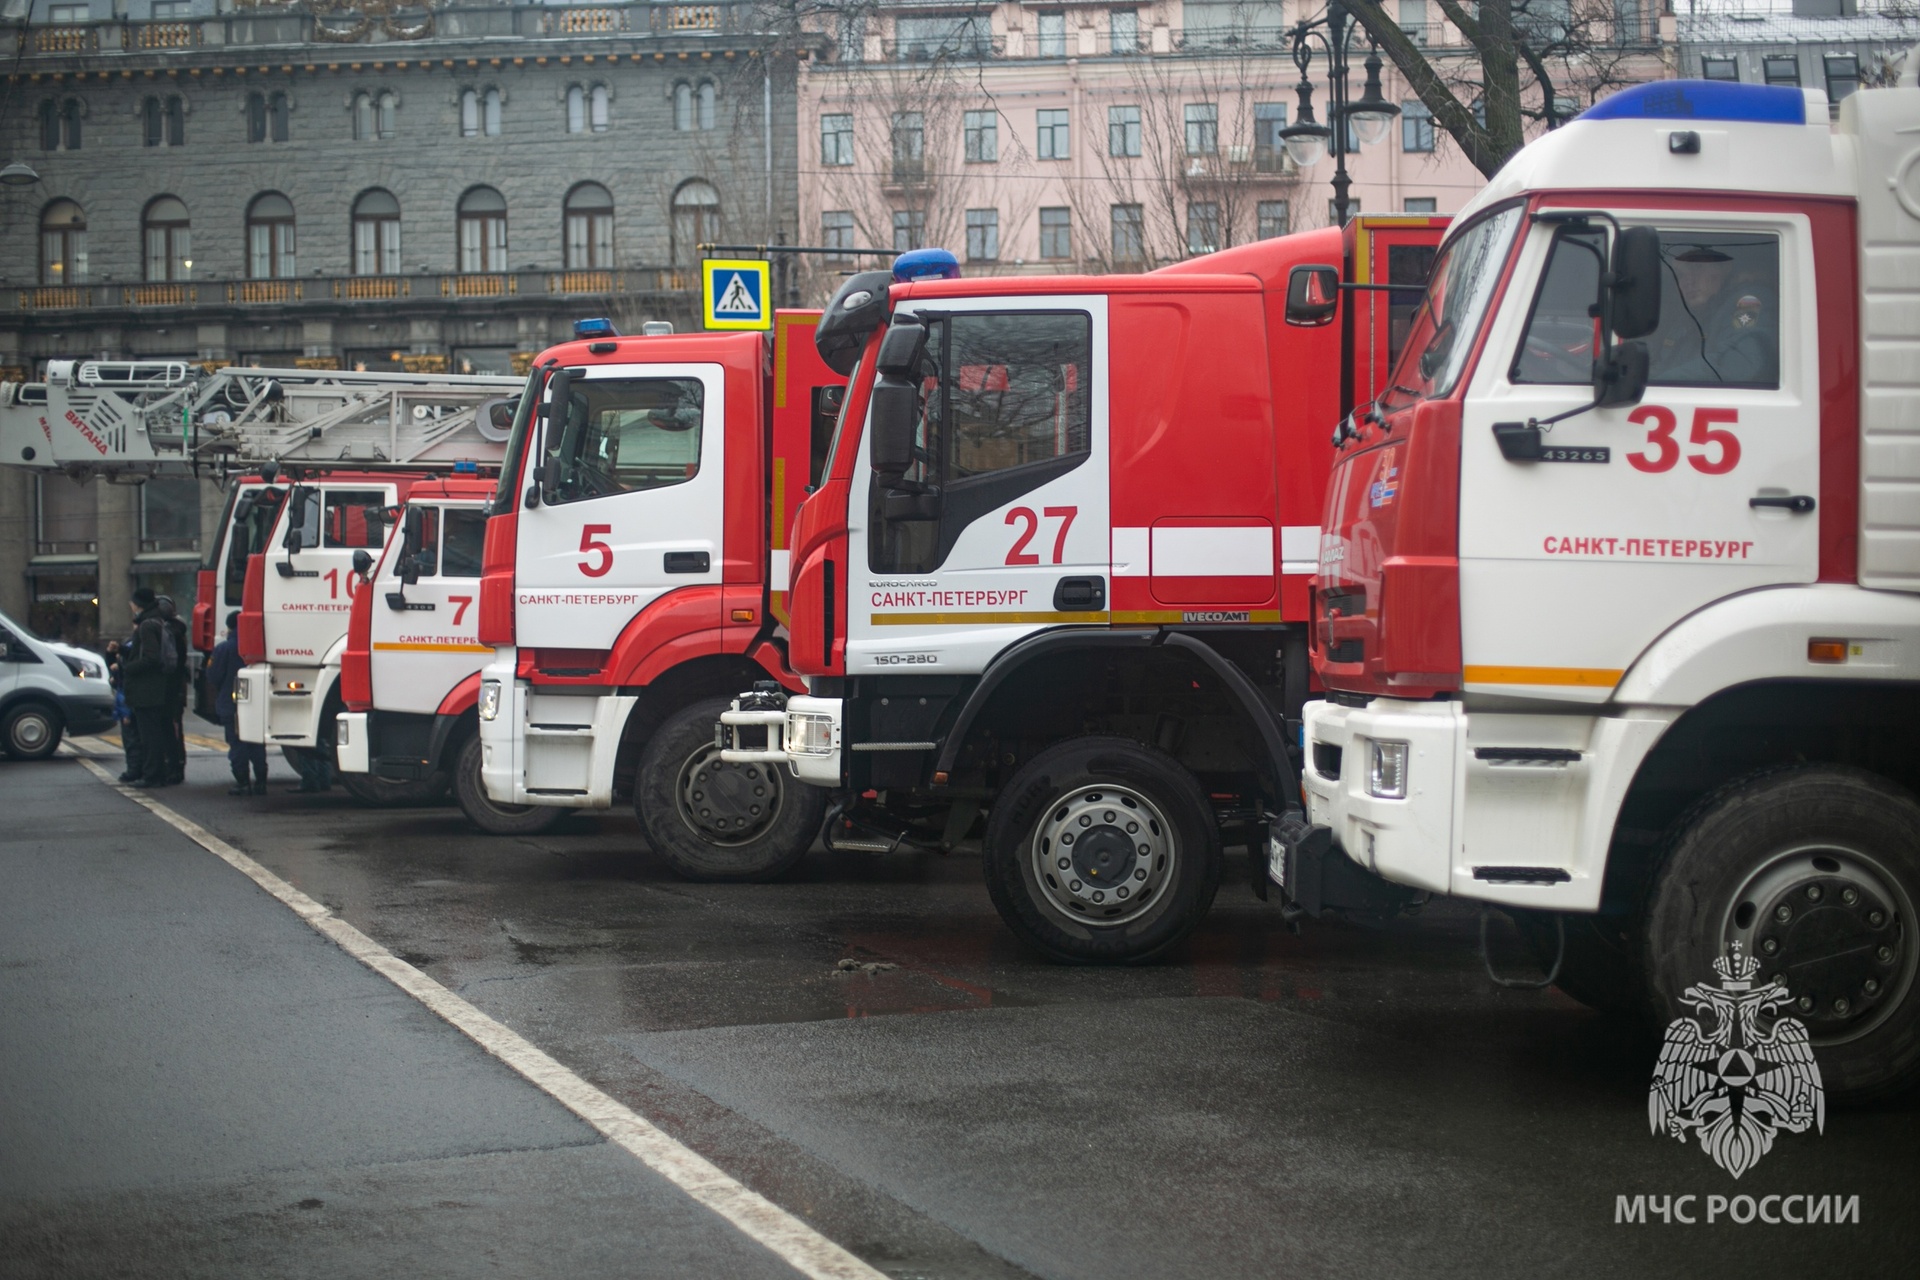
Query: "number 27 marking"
1006 505 1077 565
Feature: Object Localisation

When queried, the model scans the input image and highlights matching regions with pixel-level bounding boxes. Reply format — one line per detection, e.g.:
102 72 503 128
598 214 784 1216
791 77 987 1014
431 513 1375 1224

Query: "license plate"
1268 835 1287 890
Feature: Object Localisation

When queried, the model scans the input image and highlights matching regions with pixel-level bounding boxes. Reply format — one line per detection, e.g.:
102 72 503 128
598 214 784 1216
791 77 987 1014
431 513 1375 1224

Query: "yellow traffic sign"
702 259 772 331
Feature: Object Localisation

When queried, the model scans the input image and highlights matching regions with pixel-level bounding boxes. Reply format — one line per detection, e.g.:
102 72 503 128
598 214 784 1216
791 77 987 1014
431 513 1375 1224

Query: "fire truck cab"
1299 79 1920 1100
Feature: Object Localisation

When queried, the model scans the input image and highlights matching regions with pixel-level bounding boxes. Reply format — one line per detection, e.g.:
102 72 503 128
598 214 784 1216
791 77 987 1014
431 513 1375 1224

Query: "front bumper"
476 654 633 808
234 663 330 749
1299 697 1464 899
719 692 842 786
57 692 117 736
335 711 370 774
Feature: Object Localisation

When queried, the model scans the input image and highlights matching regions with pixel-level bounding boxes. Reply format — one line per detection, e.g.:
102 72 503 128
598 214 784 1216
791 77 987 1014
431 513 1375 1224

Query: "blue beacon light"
891 248 962 283
1578 80 1806 126
573 317 619 340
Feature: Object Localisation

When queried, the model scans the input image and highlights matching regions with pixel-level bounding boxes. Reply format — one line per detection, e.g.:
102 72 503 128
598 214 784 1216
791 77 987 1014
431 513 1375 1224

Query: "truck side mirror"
816 269 894 376
1285 265 1341 327
1609 226 1662 340
869 378 920 481
400 506 427 586
1594 339 1650 408
281 485 311 551
874 318 928 378
529 368 571 509
351 548 374 580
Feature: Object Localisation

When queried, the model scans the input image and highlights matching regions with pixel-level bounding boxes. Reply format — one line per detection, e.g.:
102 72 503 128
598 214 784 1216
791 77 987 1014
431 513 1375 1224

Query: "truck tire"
1513 910 1646 1017
633 695 825 882
338 769 450 807
1643 765 1920 1103
2 701 63 761
983 736 1221 965
452 734 561 836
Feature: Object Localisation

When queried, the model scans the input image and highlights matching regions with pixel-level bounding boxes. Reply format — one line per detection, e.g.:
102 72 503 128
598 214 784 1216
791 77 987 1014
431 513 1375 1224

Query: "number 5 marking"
579 524 614 578
1687 408 1742 475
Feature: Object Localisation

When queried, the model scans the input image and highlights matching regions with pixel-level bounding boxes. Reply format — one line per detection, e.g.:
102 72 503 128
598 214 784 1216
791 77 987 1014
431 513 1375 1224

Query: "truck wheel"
338 769 450 807
452 734 560 836
983 737 1221 965
2 701 63 761
1643 765 1920 1103
634 695 825 882
1512 910 1646 1016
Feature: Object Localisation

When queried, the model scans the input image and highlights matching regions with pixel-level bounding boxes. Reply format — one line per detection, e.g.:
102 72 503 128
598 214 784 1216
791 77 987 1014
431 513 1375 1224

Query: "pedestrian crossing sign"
701 259 772 331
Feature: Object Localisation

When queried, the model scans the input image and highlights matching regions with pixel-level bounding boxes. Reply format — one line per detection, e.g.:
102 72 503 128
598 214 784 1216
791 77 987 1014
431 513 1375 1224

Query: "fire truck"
1297 78 1920 1100
717 222 1445 962
469 314 846 870
0 359 518 801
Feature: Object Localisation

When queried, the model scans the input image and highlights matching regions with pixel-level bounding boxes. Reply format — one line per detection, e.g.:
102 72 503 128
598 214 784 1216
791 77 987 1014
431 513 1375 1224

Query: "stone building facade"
0 0 804 646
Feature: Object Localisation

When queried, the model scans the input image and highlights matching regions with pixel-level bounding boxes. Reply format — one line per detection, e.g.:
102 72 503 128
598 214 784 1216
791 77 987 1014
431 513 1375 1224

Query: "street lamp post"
1277 1 1400 227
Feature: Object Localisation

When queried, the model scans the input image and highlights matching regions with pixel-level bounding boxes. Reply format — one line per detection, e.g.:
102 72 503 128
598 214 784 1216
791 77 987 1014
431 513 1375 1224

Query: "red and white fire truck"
1297 78 1920 1100
470 315 846 870
718 221 1444 962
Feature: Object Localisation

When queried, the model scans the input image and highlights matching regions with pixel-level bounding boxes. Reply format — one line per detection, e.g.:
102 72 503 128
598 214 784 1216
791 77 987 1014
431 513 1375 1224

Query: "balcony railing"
6 270 697 315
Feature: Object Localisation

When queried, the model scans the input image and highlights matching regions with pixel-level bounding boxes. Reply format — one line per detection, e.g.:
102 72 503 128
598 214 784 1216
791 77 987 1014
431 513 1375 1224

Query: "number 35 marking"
1005 505 1078 565
1626 406 1742 475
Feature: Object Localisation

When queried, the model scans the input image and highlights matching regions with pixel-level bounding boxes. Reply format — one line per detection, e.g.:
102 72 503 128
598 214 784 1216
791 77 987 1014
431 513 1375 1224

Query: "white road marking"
74 757 886 1280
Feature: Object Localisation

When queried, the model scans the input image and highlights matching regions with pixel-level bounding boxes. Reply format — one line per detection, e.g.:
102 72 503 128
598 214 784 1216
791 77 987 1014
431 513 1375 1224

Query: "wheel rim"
675 742 784 846
1030 784 1176 928
11 712 52 753
1718 840 1916 1047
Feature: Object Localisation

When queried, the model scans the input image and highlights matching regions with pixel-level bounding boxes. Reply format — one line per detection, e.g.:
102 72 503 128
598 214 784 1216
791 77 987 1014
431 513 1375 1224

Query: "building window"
838 12 864 62
566 85 609 134
591 85 610 132
675 82 716 132
41 199 88 285
351 90 396 140
461 87 501 138
1039 206 1072 260
1111 203 1144 263
1257 200 1290 240
1186 201 1220 256
965 208 999 262
1403 197 1438 213
1184 103 1218 156
39 98 82 151
821 210 855 263
896 14 992 59
47 3 89 20
140 476 202 554
1253 103 1288 171
1038 11 1066 57
1328 196 1362 225
352 189 401 276
892 209 926 252
143 95 185 147
1109 105 1140 157
152 0 191 18
567 85 585 133
143 196 192 282
820 113 853 165
1615 0 1640 42
1038 108 1070 160
1763 55 1801 87
1398 0 1427 43
1110 9 1138 53
965 110 998 163
564 182 614 270
1825 54 1861 103
245 91 290 144
1402 100 1434 152
672 180 720 267
1701 56 1739 83
457 186 508 272
891 111 925 181
247 192 297 278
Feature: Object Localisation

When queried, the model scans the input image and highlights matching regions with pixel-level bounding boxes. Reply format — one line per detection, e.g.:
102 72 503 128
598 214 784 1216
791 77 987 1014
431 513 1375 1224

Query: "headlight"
60 654 101 679
1366 739 1408 799
785 711 836 756
478 679 502 722
234 678 250 702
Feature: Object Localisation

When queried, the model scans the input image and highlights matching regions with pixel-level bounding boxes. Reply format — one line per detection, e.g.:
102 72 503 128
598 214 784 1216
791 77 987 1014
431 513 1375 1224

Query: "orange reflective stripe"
1463 665 1622 688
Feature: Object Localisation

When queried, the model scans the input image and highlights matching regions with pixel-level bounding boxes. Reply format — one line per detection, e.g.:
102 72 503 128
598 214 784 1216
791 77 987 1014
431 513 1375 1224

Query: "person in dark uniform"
207 610 268 795
157 595 191 785
120 588 182 788
1652 242 1779 387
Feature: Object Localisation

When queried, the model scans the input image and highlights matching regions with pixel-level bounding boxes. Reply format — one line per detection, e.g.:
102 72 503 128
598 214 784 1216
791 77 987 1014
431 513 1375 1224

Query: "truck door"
262 483 394 665
368 503 491 714
1458 210 1819 699
514 364 725 651
847 297 1109 674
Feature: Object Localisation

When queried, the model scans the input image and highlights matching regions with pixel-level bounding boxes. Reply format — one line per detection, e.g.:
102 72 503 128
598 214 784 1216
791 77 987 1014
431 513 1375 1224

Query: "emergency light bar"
892 248 961 283
573 317 619 339
1579 80 1807 126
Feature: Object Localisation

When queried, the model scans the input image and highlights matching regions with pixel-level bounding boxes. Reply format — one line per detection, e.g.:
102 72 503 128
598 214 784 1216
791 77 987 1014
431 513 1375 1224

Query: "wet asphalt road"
3 749 1916 1279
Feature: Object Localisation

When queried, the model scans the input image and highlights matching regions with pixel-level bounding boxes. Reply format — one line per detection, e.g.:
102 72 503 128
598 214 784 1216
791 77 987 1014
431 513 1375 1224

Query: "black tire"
634 695 825 882
1643 765 1920 1103
452 733 561 836
2 701 63 761
983 736 1221 965
338 768 450 807
1513 910 1646 1017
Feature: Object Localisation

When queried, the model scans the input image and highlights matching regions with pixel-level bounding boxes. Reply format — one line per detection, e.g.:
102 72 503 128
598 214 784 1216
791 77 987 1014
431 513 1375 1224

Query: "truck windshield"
541 376 705 505
222 485 286 604
1380 205 1524 412
491 368 543 514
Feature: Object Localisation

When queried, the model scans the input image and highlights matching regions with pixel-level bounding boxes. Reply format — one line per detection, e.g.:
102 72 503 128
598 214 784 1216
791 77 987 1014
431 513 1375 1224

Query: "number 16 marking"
1005 505 1078 565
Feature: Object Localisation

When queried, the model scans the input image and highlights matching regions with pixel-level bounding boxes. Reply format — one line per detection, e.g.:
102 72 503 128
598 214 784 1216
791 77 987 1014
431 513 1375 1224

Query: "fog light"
786 711 836 756
234 679 250 702
1366 739 1408 799
478 679 502 722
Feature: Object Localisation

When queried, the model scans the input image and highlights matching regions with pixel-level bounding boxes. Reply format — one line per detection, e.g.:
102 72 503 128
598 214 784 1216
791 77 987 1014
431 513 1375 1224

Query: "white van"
0 610 117 760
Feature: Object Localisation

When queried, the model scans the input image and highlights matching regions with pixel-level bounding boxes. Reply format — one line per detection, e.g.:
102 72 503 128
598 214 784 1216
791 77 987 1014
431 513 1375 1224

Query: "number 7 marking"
1043 506 1077 564
450 595 473 626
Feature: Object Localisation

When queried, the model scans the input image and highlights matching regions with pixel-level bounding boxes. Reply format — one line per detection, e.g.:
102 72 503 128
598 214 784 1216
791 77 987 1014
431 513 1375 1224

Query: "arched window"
590 84 610 132
461 87 501 138
247 91 288 144
564 183 614 270
354 92 372 140
39 98 82 151
377 91 396 139
246 192 296 279
698 81 716 131
354 90 395 140
352 189 401 277
142 97 182 147
673 82 692 132
143 196 192 282
460 89 478 137
670 181 720 268
567 85 585 134
457 186 508 272
40 199 87 286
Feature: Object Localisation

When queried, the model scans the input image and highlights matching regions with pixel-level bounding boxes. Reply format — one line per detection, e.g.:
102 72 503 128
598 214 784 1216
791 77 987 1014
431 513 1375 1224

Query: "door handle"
664 551 710 574
1053 576 1106 611
1749 494 1815 513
